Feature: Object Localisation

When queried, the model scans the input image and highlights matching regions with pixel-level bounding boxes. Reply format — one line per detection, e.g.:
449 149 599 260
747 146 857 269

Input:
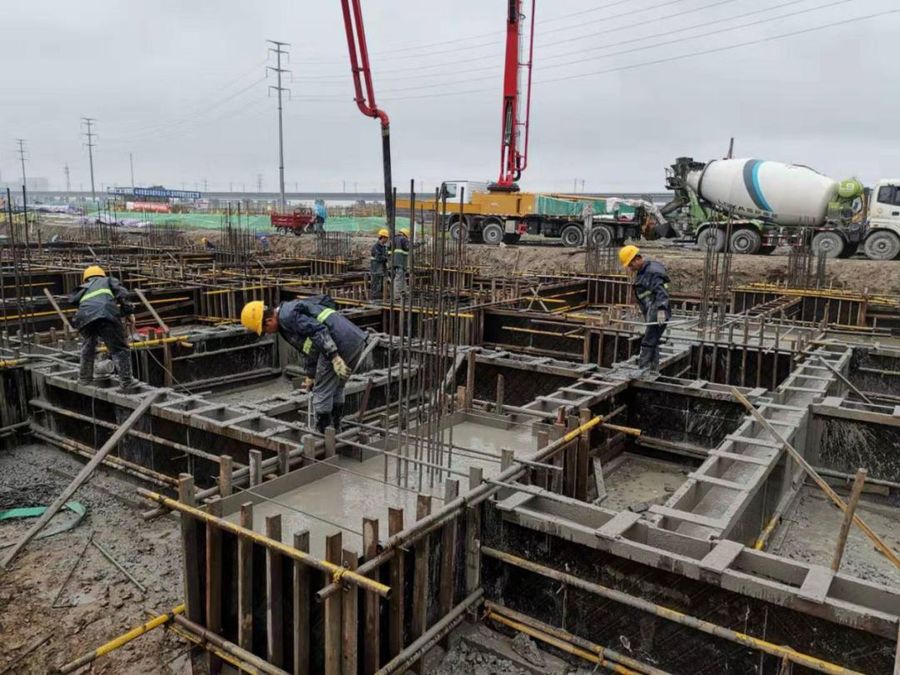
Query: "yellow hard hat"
241 301 265 335
378 228 389 238
83 265 106 282
201 237 208 244
399 228 409 236
618 245 640 268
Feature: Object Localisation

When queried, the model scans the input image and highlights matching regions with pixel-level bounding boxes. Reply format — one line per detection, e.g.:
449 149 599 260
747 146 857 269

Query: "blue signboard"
108 187 202 200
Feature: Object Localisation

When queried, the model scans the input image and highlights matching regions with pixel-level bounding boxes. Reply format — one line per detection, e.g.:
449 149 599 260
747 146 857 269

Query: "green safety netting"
86 209 389 233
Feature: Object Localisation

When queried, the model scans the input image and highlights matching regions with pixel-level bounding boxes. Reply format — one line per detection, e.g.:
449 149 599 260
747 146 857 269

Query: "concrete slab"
601 454 687 511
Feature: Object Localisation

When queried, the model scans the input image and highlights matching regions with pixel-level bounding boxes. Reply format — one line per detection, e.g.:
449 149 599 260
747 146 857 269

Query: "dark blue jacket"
277 298 367 377
392 234 409 269
633 260 670 318
371 240 388 275
69 275 133 329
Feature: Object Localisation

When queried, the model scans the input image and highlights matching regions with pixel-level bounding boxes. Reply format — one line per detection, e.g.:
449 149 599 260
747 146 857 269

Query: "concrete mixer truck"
661 157 900 260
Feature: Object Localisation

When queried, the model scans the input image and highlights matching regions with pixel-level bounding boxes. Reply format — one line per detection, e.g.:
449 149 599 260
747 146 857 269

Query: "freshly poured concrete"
231 418 538 557
209 376 295 406
602 454 687 511
769 487 900 588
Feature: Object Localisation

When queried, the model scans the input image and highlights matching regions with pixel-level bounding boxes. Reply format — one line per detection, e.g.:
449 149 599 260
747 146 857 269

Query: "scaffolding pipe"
137 488 391 597
374 589 483 674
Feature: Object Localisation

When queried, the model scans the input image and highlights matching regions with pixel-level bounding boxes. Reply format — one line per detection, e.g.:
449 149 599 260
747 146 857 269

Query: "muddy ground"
0 444 188 674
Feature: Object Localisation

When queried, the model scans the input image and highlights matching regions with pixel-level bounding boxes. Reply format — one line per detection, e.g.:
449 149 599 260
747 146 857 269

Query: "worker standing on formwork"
619 245 671 372
370 227 390 301
392 228 410 295
69 265 138 392
240 297 370 433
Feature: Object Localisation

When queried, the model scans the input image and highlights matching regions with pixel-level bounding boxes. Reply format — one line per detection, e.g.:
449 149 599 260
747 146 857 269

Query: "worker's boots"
331 404 344 433
115 351 139 393
315 412 332 434
77 360 94 386
637 345 655 371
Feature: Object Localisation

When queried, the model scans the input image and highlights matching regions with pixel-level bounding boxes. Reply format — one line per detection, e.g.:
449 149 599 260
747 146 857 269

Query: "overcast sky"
1 0 897 194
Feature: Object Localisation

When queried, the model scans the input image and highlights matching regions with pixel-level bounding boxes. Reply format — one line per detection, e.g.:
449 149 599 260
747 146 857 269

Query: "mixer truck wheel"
696 227 726 253
481 221 504 246
811 232 845 259
589 225 614 248
729 228 762 255
863 230 900 260
560 224 585 248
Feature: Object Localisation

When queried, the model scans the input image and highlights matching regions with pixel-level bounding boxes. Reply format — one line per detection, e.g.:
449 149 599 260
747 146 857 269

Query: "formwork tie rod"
136 488 391 597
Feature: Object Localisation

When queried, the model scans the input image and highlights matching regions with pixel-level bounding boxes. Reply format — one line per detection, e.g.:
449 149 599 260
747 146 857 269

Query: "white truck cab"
441 181 488 204
864 180 900 260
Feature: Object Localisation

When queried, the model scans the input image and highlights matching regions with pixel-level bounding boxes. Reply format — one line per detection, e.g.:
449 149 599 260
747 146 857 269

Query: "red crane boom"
492 0 536 192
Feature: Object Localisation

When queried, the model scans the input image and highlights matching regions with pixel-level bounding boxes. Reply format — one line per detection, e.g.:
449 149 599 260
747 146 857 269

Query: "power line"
356 0 872 96
81 118 97 201
367 6 897 102
267 39 291 212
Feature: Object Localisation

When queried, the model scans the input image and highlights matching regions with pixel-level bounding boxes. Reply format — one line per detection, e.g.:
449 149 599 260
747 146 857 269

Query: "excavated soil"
31 220 899 297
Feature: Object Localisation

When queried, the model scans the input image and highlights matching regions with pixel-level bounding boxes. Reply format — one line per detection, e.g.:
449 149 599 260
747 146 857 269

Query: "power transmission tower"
203 178 208 193
129 152 135 189
267 40 291 212
64 164 71 192
15 139 27 188
81 117 97 201
257 174 263 193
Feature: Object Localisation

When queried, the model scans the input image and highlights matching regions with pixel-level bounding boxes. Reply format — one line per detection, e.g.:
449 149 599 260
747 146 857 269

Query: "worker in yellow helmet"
241 296 370 433
392 227 410 295
370 227 390 301
69 265 138 392
619 245 670 372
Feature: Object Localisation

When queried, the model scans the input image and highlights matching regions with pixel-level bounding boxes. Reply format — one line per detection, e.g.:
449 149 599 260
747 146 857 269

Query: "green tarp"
534 195 638 218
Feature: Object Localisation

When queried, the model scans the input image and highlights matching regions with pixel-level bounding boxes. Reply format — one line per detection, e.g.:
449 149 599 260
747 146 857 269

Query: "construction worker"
619 245 670 372
201 236 215 251
313 199 327 233
240 297 369 433
69 265 138 391
371 228 390 300
392 227 410 294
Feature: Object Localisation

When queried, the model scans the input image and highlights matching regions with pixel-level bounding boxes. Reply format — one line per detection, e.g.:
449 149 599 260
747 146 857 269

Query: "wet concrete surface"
601 454 688 511
229 418 538 557
208 375 295 406
769 486 900 588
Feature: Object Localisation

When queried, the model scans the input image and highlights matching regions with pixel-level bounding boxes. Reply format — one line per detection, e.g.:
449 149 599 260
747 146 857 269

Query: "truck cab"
865 180 900 260
441 181 489 204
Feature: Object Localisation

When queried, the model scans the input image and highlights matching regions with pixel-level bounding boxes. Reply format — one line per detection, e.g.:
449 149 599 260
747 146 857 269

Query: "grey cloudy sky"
1 0 897 193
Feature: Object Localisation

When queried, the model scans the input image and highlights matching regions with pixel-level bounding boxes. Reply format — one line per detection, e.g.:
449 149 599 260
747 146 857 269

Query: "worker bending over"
392 228 410 295
70 265 137 392
619 245 671 372
370 228 389 300
241 297 369 433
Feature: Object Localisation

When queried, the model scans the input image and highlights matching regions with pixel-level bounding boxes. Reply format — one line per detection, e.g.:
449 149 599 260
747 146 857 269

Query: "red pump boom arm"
495 0 535 191
340 0 394 226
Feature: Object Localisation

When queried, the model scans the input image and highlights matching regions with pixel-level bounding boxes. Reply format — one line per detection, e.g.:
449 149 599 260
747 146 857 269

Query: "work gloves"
657 309 667 326
332 354 351 379
303 376 315 390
